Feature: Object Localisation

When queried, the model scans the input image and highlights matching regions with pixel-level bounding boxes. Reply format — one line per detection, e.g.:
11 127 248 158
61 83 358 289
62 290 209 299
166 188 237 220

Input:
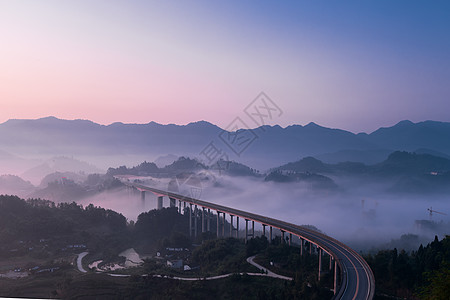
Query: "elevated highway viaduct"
122 181 375 300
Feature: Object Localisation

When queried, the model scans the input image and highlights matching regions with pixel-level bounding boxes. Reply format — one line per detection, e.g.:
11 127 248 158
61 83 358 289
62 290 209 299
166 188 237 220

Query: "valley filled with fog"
1 117 450 253
74 172 449 252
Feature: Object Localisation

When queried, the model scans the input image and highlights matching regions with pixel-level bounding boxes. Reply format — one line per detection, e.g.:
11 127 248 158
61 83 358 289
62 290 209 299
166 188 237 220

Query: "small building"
166 259 183 269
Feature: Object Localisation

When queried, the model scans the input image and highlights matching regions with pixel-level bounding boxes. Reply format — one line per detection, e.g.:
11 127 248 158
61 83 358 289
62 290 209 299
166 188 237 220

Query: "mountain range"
1 117 450 171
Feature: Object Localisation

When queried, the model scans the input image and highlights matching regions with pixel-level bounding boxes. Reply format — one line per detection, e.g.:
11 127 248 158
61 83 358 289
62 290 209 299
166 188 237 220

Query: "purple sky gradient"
1 1 449 133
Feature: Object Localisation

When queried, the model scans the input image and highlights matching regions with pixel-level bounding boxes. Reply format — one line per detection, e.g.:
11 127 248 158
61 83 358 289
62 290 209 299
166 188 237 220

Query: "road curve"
246 255 292 281
123 182 375 300
77 251 89 273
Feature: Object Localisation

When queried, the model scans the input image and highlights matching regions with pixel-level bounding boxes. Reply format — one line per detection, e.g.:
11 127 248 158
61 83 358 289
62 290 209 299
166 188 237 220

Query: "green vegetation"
134 207 190 252
365 235 450 299
0 195 128 247
191 238 255 275
1 194 449 299
264 170 338 190
273 151 450 194
106 157 260 178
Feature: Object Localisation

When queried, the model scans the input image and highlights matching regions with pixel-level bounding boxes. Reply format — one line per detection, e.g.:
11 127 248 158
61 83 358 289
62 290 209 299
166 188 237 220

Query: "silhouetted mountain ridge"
1 117 450 170
273 151 450 194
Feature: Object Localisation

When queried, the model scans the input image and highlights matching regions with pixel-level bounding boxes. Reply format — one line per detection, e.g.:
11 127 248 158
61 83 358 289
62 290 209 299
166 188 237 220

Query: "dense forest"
365 236 450 299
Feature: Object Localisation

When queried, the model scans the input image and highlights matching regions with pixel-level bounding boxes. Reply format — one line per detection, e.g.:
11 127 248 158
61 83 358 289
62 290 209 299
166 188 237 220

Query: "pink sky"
1 1 449 133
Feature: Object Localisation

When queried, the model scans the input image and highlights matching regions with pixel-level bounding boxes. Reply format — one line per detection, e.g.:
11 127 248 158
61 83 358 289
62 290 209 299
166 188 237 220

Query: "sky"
1 0 450 133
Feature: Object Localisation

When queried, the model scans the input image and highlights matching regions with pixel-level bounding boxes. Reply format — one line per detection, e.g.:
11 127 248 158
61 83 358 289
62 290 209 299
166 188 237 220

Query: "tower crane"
427 207 447 220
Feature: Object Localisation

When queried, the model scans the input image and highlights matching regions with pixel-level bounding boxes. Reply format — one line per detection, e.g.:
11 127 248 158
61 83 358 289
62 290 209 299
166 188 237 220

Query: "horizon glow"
1 1 450 133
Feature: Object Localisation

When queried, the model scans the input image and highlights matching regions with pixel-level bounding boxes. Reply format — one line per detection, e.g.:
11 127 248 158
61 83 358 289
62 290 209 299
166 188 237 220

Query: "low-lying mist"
75 174 449 252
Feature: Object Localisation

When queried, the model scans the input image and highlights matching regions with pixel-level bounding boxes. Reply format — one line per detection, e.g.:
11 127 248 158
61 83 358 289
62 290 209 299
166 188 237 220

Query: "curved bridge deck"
124 181 375 300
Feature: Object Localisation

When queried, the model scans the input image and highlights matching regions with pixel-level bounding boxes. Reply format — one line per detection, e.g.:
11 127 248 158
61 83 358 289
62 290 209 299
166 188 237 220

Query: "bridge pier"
318 248 322 281
201 207 205 233
269 226 273 243
333 259 338 294
309 242 312 254
329 255 333 271
252 221 254 238
157 196 163 210
262 224 266 237
236 216 239 238
281 230 285 244
169 197 176 208
245 219 248 243
194 205 198 237
207 209 211 232
140 191 145 204
300 238 304 256
222 213 226 236
178 200 182 214
289 233 292 246
229 215 233 237
189 203 193 237
217 211 220 238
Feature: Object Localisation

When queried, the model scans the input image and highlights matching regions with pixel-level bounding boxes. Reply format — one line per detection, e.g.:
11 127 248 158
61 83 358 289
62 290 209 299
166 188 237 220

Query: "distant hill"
360 120 450 154
373 151 450 175
1 117 450 170
21 156 103 186
264 170 338 190
107 157 259 178
314 149 392 165
274 151 450 194
276 151 450 175
0 175 35 197
154 154 179 168
39 171 88 188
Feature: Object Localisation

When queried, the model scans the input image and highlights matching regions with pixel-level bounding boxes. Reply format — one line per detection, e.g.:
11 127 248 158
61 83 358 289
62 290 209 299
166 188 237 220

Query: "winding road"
77 251 89 273
76 252 292 281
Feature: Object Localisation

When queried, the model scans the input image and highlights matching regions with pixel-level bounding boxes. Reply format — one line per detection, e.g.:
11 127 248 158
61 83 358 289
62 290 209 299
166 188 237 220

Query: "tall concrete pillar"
269 226 273 243
217 211 220 238
178 200 182 214
329 255 333 271
318 248 322 281
236 216 239 238
262 225 266 237
207 209 211 232
300 238 304 256
230 215 233 237
251 221 254 237
194 205 198 237
333 260 338 294
201 207 205 233
289 233 292 246
169 197 176 208
222 213 226 237
281 230 285 244
189 203 192 237
309 242 312 254
157 196 163 210
245 219 248 243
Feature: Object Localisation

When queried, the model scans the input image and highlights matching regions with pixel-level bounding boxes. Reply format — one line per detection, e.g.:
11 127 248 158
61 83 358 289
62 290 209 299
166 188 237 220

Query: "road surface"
77 251 89 273
246 255 292 281
76 251 291 281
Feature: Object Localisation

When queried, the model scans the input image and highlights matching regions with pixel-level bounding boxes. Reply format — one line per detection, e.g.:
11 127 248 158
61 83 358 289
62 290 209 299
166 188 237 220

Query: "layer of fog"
77 174 449 252
1 150 448 252
0 153 177 186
